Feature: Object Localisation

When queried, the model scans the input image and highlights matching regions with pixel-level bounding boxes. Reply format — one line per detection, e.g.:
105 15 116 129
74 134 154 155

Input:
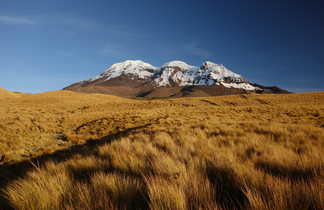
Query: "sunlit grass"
0 90 323 209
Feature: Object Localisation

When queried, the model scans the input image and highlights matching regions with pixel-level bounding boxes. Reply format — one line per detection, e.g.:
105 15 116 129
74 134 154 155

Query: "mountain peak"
88 60 157 82
107 60 157 73
200 61 244 82
109 60 154 68
162 61 195 70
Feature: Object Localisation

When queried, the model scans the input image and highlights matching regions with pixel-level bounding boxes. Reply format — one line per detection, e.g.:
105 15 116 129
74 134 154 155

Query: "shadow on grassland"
0 123 152 210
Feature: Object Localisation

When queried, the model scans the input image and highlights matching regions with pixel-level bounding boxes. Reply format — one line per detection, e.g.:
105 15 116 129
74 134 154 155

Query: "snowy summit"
162 61 195 70
89 60 157 82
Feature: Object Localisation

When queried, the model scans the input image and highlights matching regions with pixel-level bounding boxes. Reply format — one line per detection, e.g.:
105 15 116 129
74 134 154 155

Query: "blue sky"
0 0 323 93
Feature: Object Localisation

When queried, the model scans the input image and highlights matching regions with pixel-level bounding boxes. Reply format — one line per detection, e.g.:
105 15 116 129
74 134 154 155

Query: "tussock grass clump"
5 164 71 210
146 177 187 210
184 173 217 210
90 173 147 209
244 176 324 210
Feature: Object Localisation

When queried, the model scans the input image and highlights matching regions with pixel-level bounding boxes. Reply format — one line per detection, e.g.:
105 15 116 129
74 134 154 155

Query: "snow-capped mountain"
83 60 257 90
65 60 288 98
88 60 157 82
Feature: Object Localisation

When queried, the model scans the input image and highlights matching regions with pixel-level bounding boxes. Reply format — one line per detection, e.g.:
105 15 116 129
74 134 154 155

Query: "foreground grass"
0 90 323 209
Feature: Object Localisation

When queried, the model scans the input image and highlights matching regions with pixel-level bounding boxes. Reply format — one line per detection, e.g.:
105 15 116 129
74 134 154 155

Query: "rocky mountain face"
64 60 288 98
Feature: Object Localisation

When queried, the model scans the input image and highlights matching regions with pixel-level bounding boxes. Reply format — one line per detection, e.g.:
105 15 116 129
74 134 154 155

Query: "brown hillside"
0 88 20 99
65 82 289 98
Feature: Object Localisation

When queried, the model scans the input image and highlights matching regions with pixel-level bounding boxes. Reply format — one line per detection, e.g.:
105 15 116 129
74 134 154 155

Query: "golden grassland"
0 90 323 210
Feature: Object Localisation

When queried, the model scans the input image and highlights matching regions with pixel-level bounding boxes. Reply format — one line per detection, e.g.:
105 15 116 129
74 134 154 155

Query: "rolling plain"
0 89 323 210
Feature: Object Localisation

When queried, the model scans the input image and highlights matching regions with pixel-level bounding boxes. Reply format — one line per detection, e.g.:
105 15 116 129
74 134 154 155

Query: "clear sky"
1 0 323 93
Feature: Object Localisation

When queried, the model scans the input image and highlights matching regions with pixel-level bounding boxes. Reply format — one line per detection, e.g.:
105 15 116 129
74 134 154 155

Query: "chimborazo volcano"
64 60 288 98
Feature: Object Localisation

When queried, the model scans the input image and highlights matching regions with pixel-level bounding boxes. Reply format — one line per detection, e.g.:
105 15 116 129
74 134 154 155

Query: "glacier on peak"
200 61 244 82
162 61 196 70
88 60 157 82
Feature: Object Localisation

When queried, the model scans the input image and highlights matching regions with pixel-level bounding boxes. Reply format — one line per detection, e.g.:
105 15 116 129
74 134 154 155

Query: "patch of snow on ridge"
155 67 173 86
87 75 104 82
221 82 258 91
154 61 197 86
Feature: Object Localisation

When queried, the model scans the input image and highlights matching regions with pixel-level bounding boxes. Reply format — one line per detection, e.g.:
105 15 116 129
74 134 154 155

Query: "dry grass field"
0 90 323 210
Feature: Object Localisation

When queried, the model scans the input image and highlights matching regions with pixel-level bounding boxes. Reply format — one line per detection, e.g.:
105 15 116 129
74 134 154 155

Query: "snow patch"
221 82 258 91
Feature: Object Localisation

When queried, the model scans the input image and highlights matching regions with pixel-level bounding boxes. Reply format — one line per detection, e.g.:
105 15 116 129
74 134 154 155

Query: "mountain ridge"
64 60 289 98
